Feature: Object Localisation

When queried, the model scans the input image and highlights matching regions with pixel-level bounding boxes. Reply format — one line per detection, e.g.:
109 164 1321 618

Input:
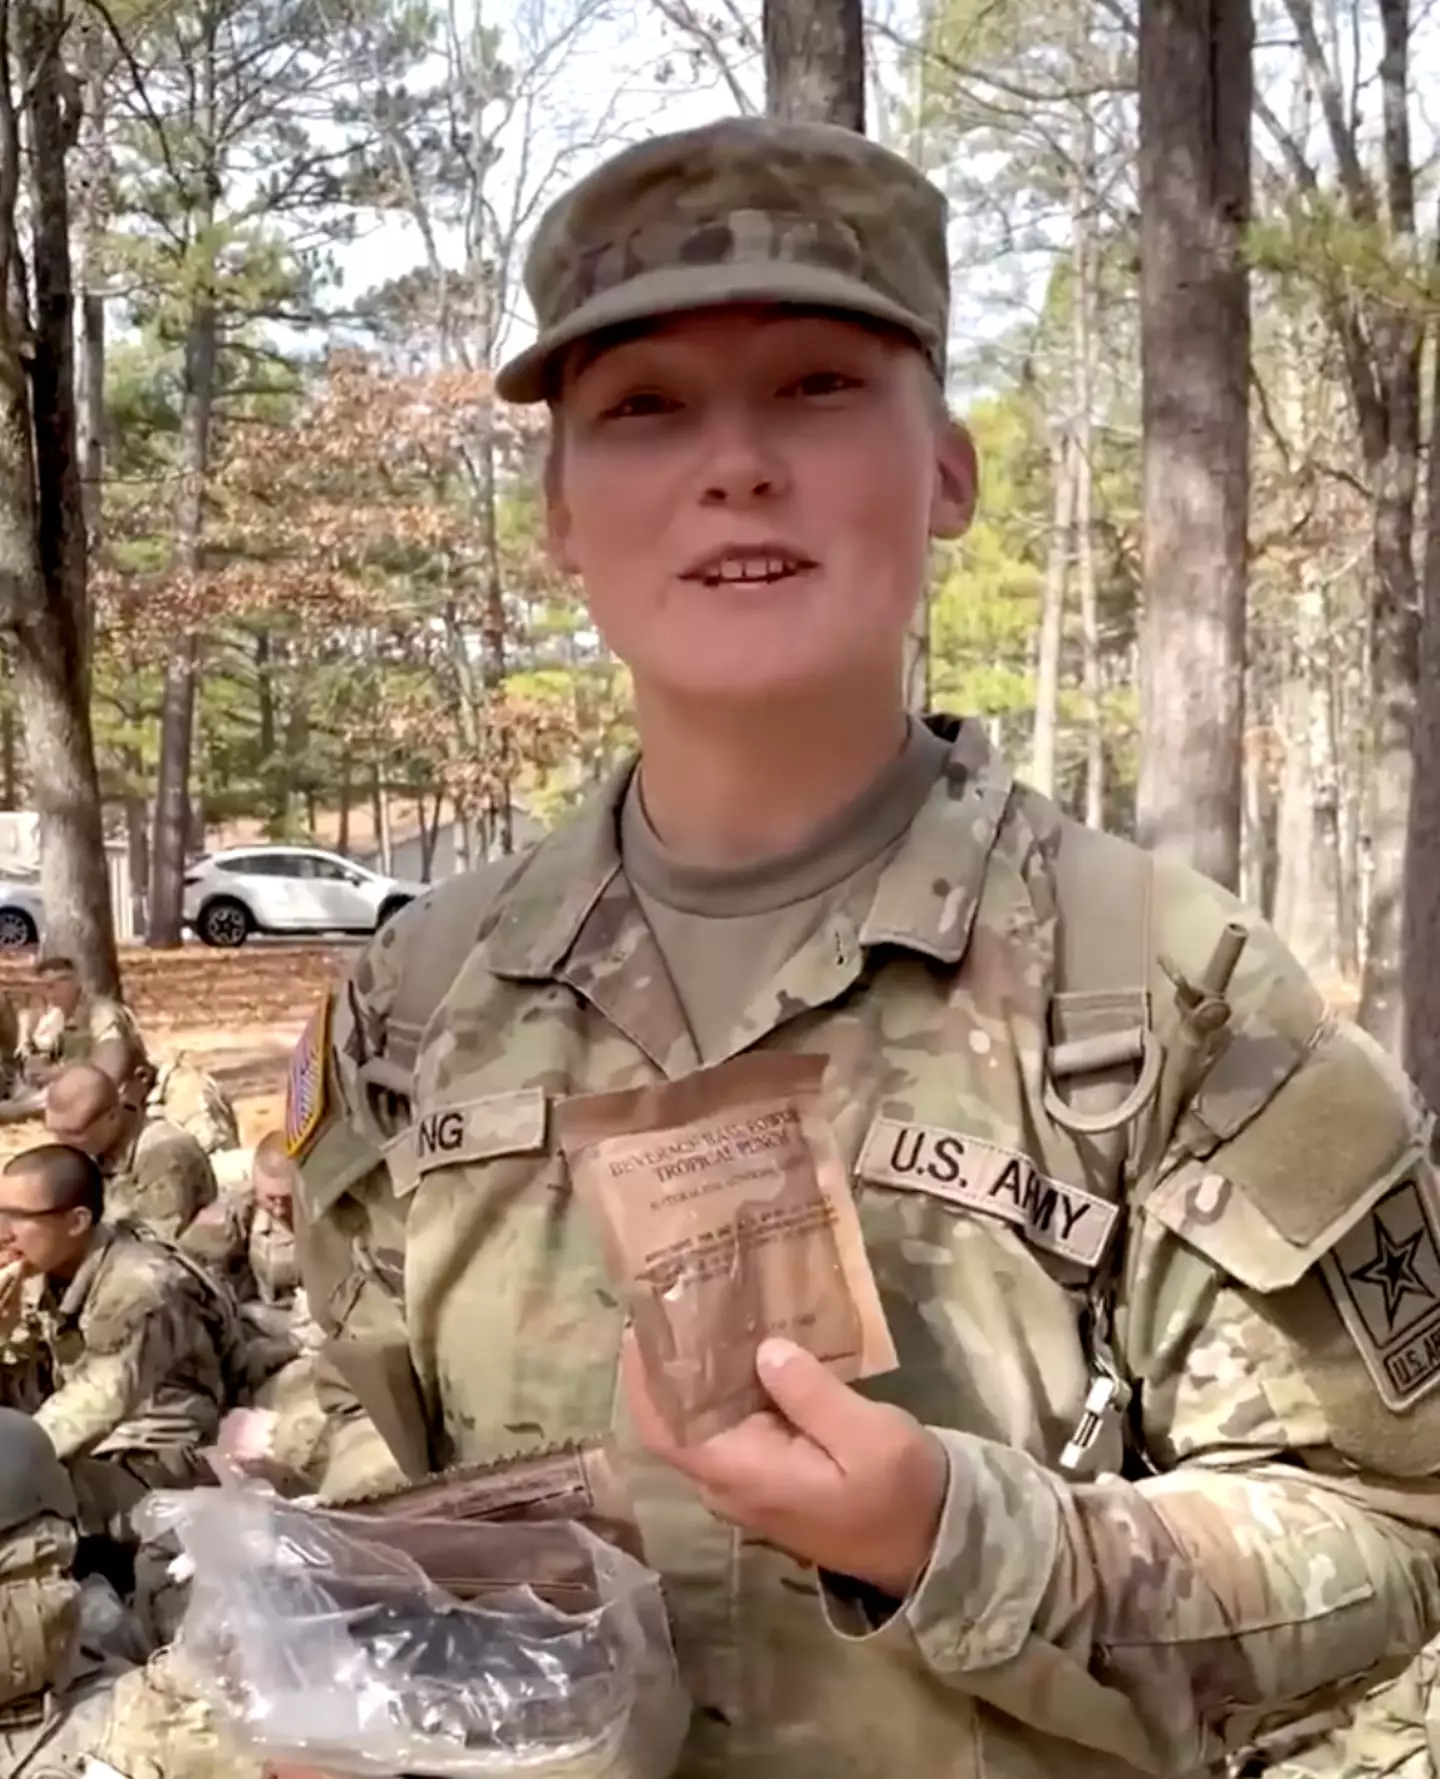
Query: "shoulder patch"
285 995 331 1160
1321 1173 1440 1411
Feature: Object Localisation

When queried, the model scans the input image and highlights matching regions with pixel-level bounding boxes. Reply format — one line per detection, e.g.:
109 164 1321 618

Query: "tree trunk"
1135 0 1252 891
146 19 218 947
1272 587 1343 983
1030 428 1074 797
1239 716 1271 916
371 759 392 874
1401 226 1440 1102
123 775 147 936
337 757 351 855
418 794 439 880
1073 219 1103 829
1361 476 1421 1051
0 672 14 805
763 0 864 129
4 0 117 992
147 295 216 943
73 14 105 586
476 432 513 853
452 798 474 872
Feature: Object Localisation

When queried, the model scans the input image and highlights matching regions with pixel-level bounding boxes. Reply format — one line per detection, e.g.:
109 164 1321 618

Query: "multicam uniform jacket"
6 1225 233 1464
21 995 142 1066
291 718 1440 1779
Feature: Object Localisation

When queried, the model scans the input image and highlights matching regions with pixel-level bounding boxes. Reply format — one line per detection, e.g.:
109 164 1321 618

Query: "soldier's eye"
601 390 678 420
785 371 862 398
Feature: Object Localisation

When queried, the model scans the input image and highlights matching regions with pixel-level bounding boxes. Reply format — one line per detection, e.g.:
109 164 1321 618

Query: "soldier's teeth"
709 558 795 583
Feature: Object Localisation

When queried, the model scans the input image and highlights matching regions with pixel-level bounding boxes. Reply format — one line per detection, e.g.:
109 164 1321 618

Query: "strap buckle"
1044 1026 1163 1137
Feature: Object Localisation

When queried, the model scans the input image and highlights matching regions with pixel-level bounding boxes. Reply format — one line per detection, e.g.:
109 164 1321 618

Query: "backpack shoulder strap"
1052 817 1154 1001
1044 817 1158 1152
380 848 539 1079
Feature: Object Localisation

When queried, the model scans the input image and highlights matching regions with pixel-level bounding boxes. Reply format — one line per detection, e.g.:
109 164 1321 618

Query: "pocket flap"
1146 1152 1418 1293
1147 1020 1423 1291
384 1089 549 1198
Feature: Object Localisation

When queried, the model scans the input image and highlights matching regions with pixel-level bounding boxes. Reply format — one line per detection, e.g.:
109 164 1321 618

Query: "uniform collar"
54 1224 118 1319
485 715 1013 980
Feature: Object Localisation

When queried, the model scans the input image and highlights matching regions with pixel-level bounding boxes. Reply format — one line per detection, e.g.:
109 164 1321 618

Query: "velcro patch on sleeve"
1321 1173 1440 1411
285 994 332 1160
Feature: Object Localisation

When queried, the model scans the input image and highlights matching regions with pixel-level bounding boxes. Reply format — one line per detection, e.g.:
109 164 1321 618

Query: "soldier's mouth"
682 546 818 589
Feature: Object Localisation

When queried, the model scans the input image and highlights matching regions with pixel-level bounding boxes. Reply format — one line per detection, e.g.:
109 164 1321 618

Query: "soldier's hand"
0 1258 29 1336
215 1406 277 1471
623 1333 947 1600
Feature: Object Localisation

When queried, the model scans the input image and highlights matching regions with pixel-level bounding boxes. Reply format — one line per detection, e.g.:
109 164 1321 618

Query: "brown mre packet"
336 1439 643 1560
557 1051 896 1445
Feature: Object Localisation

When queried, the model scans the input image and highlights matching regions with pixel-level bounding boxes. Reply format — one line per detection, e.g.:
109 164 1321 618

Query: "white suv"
183 846 426 948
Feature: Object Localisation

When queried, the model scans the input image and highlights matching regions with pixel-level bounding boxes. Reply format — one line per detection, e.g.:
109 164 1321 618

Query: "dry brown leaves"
0 944 349 1151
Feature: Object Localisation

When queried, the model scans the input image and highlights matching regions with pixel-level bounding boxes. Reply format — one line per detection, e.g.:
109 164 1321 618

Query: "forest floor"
0 942 347 1154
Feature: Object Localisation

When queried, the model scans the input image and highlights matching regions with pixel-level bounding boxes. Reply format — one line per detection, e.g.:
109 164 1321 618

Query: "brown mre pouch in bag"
558 1051 896 1444
338 1439 644 1561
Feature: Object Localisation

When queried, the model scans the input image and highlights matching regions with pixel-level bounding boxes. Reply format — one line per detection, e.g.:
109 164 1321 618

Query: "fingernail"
757 1337 803 1374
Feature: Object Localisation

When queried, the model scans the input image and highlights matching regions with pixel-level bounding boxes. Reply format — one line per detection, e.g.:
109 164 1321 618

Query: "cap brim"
496 259 937 404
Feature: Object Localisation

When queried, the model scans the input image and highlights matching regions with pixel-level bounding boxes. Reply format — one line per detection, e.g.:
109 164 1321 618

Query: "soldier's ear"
929 419 978 541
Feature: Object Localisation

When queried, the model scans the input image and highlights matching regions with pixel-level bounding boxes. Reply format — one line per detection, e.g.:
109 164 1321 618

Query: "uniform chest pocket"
398 1088 621 1449
850 1114 1104 1457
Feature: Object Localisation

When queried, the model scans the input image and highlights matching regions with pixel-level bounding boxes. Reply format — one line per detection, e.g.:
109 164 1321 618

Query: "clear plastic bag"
136 1480 689 1778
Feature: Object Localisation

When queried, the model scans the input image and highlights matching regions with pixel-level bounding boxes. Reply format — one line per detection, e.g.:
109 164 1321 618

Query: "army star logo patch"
284 994 331 1160
1321 1175 1440 1411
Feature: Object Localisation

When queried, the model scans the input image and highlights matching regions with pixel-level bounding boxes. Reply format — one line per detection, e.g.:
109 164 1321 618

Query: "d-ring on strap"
1045 1028 1163 1136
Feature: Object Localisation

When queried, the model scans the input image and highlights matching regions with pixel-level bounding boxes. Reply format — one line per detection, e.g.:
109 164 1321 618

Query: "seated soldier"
45 1061 216 1241
19 958 142 1085
182 1130 307 1327
0 1407 81 1721
0 1408 156 1779
147 1051 242 1163
193 1134 331 1492
0 1145 238 1545
0 988 20 1098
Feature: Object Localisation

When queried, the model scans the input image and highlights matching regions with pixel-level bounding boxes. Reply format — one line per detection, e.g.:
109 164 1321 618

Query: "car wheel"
197 897 252 949
376 896 411 930
0 907 37 949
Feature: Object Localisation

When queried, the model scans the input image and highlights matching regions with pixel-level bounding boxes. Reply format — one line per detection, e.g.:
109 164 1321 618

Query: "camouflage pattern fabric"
74 1650 267 1779
148 1057 241 1157
1 1667 119 1778
12 1224 231 1479
181 1193 302 1311
1259 1643 1440 1779
107 1117 218 1241
251 1347 332 1485
0 1512 80 1712
496 117 950 403
293 717 1440 1779
24 994 143 1066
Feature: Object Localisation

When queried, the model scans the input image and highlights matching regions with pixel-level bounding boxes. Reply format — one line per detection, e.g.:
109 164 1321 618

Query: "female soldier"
286 117 1440 1779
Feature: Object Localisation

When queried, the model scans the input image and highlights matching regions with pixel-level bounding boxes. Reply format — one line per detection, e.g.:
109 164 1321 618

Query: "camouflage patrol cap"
0 1408 76 1533
497 117 950 405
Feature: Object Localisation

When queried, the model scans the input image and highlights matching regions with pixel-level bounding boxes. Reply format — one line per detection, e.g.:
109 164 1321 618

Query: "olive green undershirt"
621 719 951 1064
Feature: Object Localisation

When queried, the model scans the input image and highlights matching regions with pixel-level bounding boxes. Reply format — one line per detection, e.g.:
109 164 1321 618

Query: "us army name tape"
857 1116 1117 1268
